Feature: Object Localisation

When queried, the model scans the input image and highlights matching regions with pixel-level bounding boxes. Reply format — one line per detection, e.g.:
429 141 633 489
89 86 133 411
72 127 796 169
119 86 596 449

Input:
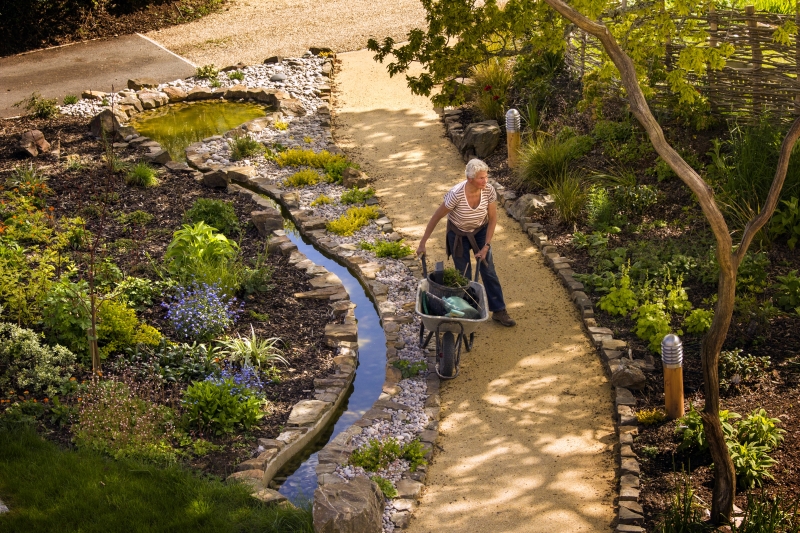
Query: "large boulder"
313 476 384 533
460 120 500 158
162 86 187 103
138 91 169 110
276 97 306 117
249 88 280 107
17 130 50 157
127 78 159 91
342 167 372 188
611 360 647 390
224 84 249 100
506 193 552 220
186 87 216 101
89 109 126 138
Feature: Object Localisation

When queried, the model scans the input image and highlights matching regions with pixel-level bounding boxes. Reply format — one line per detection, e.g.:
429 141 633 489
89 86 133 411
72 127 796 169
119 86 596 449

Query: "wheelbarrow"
415 255 489 379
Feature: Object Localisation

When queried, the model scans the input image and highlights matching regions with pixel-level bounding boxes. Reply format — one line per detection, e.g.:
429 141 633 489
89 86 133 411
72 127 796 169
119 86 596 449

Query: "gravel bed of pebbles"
59 54 327 118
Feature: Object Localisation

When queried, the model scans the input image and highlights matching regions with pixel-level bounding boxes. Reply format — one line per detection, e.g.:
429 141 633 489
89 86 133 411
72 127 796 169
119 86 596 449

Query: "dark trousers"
446 225 507 312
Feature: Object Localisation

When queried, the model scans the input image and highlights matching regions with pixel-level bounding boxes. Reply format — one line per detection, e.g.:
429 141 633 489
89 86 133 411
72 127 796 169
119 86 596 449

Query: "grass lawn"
0 429 313 533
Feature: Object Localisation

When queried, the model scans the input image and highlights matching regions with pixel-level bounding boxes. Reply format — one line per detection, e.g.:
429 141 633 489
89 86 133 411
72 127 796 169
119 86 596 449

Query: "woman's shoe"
491 309 516 327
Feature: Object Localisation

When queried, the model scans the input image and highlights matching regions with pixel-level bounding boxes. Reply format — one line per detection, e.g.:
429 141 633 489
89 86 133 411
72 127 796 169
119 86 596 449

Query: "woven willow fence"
566 5 800 121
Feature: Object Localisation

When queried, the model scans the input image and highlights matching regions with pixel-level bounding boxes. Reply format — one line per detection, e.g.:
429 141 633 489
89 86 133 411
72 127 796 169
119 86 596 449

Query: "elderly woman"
416 159 515 327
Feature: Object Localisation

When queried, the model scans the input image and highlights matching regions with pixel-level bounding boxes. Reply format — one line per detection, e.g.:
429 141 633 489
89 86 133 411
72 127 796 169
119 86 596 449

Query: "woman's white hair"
465 158 489 180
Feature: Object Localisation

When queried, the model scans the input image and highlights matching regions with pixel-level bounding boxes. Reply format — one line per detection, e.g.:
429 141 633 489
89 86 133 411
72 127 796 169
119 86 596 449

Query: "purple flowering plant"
162 283 243 341
204 365 274 398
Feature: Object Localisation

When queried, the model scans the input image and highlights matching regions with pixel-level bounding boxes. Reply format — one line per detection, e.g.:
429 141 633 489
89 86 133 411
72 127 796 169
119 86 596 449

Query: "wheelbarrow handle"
474 258 483 283
420 253 428 279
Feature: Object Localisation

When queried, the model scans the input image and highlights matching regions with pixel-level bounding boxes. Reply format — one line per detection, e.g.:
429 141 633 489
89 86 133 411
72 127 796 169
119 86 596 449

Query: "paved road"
0 34 195 118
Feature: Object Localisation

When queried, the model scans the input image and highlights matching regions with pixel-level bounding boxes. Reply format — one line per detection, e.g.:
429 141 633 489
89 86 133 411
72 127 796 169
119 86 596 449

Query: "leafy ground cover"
0 428 313 533
0 112 336 493
453 58 800 529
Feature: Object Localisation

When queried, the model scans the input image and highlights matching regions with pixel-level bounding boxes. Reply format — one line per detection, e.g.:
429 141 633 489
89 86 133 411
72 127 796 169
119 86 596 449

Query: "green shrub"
0 322 77 397
117 277 174 311
340 187 375 205
737 408 785 450
683 308 714 334
471 58 513 121
13 92 58 119
720 349 771 391
182 379 265 435
283 169 321 187
359 239 413 259
326 206 379 236
126 161 159 187
586 186 617 229
731 491 800 533
185 198 241 237
728 441 777 489
275 149 358 184
311 194 333 206
655 474 708 533
218 325 287 371
74 377 176 464
120 340 221 384
548 172 586 224
116 209 154 226
349 437 427 472
633 302 672 353
96 299 140 359
774 270 800 313
392 359 427 378
164 221 239 279
675 404 740 452
611 185 659 217
195 64 219 79
598 264 637 316
370 475 397 499
227 70 244 81
62 94 78 105
228 135 264 161
41 278 91 358
770 197 800 249
516 134 591 191
636 408 667 426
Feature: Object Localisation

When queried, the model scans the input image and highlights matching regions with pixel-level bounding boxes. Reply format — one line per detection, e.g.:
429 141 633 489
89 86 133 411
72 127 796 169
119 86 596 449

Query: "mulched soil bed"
451 99 800 527
1 0 228 57
0 114 336 477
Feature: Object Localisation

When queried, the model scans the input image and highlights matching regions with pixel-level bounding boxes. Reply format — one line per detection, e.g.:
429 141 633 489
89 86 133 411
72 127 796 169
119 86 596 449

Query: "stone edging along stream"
440 110 647 532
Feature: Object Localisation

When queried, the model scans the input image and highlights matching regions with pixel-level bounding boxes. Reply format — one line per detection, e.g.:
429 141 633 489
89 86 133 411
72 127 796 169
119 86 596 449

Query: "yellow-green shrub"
637 408 667 426
131 324 163 347
326 206 380 236
97 300 139 359
283 169 321 187
311 194 333 206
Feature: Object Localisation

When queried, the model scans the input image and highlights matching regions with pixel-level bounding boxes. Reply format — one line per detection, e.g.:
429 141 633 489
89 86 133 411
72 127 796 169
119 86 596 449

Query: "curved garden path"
334 49 616 532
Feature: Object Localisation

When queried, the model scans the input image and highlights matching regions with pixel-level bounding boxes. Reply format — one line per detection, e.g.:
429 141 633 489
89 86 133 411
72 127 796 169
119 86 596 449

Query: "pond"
130 101 268 161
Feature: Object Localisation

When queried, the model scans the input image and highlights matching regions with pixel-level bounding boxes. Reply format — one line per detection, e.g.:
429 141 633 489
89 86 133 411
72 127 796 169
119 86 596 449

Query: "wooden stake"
664 365 684 419
507 130 521 169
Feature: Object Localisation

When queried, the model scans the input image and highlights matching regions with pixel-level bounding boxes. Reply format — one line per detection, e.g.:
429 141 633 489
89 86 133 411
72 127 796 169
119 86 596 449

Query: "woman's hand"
416 241 426 257
475 243 490 261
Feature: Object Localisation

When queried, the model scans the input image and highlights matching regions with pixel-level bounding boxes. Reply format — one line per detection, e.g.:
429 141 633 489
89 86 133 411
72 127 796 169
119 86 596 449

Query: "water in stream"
130 101 267 161
275 225 387 503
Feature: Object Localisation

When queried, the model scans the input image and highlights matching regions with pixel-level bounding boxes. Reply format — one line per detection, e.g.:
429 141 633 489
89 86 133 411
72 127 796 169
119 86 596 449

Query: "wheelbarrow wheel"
440 332 456 378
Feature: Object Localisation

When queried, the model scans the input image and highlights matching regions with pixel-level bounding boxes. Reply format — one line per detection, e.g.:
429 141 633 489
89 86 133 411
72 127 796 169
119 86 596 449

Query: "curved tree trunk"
539 0 800 523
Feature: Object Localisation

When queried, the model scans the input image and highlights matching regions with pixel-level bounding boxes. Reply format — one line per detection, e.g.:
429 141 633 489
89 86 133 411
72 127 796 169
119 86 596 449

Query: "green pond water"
130 101 268 161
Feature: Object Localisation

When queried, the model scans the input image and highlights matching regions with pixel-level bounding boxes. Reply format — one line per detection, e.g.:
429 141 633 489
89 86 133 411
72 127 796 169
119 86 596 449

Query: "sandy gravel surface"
334 49 616 532
146 0 426 67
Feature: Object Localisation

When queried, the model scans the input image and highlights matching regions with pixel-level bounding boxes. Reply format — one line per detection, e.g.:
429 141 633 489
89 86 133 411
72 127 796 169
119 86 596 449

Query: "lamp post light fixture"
661 334 685 419
505 108 521 169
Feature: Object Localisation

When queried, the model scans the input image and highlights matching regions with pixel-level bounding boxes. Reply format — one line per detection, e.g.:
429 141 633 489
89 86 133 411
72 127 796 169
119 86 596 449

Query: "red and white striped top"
444 181 497 232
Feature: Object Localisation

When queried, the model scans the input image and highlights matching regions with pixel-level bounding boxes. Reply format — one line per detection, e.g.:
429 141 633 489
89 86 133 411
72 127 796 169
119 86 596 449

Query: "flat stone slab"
287 400 332 426
325 323 357 345
252 488 287 505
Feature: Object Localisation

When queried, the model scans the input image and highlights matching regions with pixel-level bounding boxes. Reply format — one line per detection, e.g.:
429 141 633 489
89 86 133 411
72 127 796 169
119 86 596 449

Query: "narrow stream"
275 220 386 503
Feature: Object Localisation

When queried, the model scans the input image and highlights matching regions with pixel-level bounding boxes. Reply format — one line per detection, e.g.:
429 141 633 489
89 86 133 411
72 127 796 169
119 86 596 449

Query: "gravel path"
334 48 616 532
146 0 427 67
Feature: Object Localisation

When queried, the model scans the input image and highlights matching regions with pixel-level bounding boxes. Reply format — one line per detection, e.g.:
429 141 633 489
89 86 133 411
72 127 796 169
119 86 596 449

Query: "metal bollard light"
662 334 685 419
506 109 521 169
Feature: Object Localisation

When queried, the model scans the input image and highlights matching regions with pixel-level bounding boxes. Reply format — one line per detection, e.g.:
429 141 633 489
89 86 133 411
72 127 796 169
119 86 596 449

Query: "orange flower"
32 399 37 403
69 377 76 381
23 390 29 395
43 398 49 403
